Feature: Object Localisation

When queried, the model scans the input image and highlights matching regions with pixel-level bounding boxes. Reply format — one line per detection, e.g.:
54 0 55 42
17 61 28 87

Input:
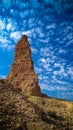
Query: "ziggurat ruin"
6 35 41 96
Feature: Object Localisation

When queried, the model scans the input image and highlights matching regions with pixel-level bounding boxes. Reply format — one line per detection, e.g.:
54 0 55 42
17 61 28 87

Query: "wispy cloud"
31 47 38 54
0 19 5 30
46 23 56 29
10 31 21 41
0 36 14 50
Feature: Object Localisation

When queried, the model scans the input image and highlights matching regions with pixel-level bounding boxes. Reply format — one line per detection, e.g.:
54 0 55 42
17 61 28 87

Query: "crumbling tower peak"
22 34 28 40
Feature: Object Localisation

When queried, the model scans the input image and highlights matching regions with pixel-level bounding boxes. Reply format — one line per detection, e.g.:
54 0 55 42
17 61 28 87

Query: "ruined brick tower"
6 35 41 96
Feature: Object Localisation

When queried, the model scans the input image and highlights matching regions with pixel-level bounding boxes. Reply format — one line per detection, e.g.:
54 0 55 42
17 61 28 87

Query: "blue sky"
0 0 73 101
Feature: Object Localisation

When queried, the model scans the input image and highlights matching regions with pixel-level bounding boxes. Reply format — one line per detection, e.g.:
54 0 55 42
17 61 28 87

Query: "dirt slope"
0 79 73 130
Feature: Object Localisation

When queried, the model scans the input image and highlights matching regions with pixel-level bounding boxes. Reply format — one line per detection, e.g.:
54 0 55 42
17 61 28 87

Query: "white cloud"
10 31 21 41
10 9 14 14
66 33 73 40
34 67 43 74
40 83 55 91
22 29 35 38
52 78 68 85
35 26 44 36
67 39 73 46
39 38 49 43
39 33 45 38
53 64 68 78
40 46 54 57
31 47 38 54
6 18 18 31
43 64 50 69
0 37 14 50
46 23 56 29
58 49 67 54
7 23 12 30
55 86 68 91
40 58 46 63
40 82 68 91
54 63 60 67
28 18 35 25
29 9 35 16
0 43 14 50
65 26 73 31
0 37 9 43
40 80 69 91
19 10 29 18
67 67 73 80
0 20 5 30
38 44 72 91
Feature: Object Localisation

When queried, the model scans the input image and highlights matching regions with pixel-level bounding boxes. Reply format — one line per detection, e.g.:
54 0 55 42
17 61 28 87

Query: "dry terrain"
0 79 73 130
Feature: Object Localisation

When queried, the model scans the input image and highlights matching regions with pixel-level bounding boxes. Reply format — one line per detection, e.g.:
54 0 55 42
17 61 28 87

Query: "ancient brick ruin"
6 35 41 96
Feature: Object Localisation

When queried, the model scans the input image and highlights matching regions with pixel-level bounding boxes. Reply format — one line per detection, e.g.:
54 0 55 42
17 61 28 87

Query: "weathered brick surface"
6 35 41 96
